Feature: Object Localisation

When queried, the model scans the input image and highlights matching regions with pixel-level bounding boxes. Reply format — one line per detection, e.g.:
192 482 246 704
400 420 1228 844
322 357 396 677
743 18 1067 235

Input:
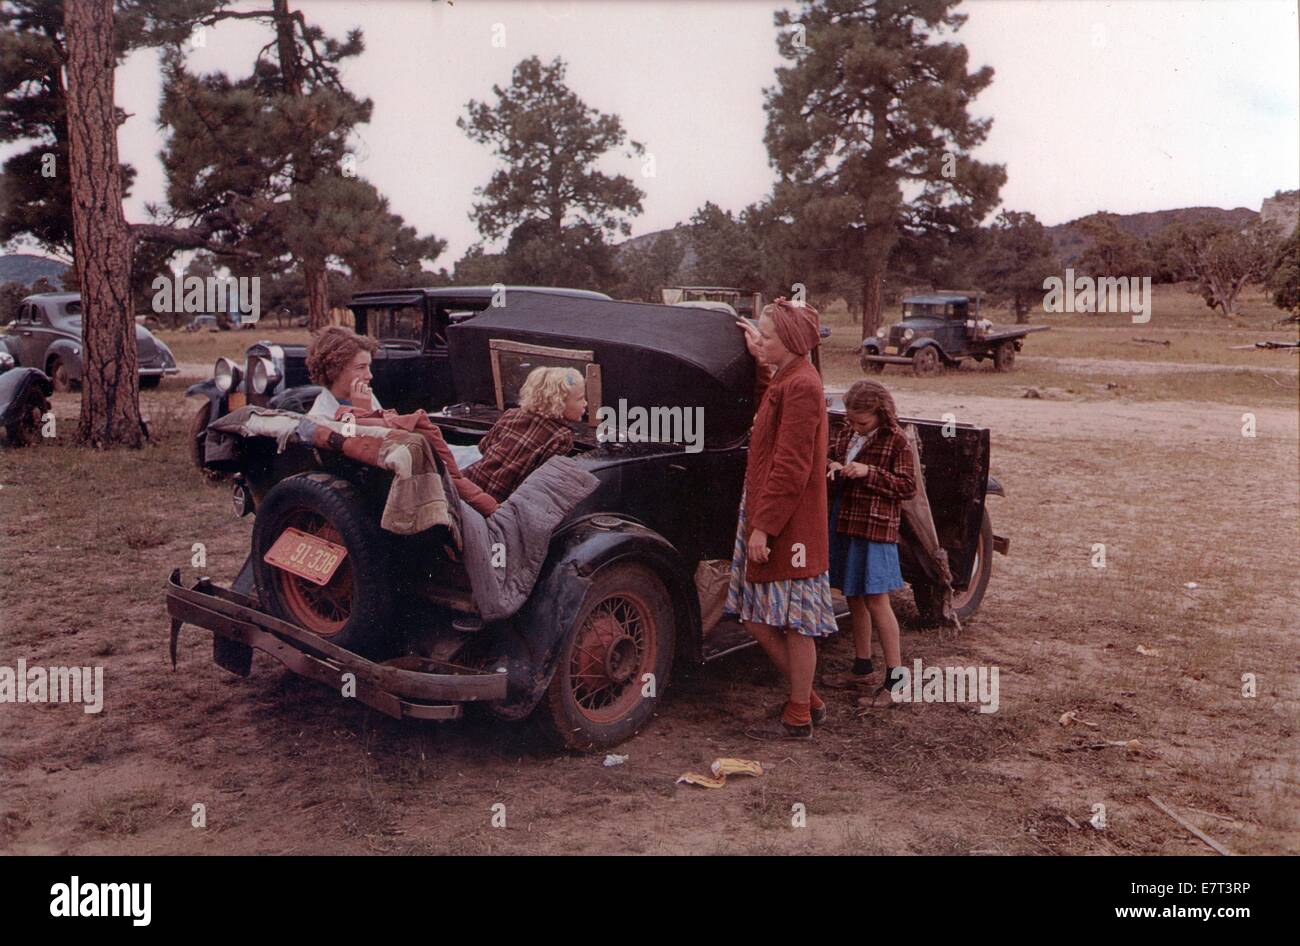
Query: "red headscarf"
765 297 822 356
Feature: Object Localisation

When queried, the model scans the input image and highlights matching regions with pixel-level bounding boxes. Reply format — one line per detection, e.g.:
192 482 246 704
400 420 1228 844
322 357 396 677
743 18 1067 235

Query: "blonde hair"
520 366 583 418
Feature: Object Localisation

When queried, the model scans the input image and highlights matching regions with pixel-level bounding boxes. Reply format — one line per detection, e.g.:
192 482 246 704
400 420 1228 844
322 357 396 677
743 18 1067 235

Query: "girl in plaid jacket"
825 380 916 700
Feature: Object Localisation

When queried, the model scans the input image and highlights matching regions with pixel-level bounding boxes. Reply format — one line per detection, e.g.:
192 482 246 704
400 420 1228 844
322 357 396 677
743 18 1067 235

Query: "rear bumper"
165 569 508 720
140 367 180 377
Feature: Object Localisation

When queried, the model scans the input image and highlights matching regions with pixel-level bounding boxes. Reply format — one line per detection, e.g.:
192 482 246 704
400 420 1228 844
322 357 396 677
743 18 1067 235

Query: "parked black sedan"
167 290 1008 750
3 292 179 391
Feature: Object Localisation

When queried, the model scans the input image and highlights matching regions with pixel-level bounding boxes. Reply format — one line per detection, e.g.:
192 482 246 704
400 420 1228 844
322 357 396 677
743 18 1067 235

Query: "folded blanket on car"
207 406 453 536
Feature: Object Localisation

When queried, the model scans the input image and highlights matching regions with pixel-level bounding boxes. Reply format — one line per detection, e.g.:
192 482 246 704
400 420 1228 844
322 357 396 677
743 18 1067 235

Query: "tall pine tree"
764 0 1004 336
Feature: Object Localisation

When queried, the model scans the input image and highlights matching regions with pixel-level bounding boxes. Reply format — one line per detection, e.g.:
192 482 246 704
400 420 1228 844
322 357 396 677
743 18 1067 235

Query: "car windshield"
903 303 949 319
364 305 423 346
489 338 597 422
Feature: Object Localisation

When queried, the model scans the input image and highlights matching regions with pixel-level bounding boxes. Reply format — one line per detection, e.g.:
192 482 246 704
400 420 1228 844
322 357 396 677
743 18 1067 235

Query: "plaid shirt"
464 408 574 503
828 423 916 543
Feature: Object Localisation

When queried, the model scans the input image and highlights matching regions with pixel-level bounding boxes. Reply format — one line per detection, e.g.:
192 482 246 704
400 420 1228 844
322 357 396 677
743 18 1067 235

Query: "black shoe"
745 717 814 740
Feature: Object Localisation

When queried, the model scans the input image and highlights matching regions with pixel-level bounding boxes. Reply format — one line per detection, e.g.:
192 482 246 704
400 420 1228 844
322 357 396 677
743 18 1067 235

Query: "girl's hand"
350 377 374 412
747 527 770 564
827 461 843 479
841 461 871 479
736 319 763 361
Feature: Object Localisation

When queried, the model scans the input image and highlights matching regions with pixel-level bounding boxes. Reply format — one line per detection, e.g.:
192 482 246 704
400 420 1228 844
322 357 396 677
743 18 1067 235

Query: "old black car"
3 292 179 391
167 290 1007 750
185 285 609 471
861 291 1049 376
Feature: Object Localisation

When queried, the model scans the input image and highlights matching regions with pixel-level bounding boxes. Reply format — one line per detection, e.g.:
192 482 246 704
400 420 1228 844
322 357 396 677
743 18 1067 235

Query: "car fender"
860 339 883 356
45 338 83 380
986 474 1005 497
905 338 945 359
0 367 53 427
487 516 700 718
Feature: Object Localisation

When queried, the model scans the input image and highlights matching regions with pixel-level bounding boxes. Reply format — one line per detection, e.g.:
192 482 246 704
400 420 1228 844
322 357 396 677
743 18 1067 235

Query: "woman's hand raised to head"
350 377 374 413
736 318 763 362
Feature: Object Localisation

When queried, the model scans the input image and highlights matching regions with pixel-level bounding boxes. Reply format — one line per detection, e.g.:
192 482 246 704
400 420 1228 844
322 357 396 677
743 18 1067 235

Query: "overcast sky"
15 0 1300 265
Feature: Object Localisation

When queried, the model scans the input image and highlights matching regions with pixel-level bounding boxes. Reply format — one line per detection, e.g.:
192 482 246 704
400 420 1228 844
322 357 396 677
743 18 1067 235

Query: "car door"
15 303 44 367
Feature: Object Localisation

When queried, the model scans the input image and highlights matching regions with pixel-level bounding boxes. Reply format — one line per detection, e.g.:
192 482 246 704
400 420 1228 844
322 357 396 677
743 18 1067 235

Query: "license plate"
227 391 246 410
263 528 347 586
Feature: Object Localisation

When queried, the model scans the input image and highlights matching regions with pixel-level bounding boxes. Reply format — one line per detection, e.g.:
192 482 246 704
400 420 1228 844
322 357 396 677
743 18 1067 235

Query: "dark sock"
852 657 875 676
883 666 905 691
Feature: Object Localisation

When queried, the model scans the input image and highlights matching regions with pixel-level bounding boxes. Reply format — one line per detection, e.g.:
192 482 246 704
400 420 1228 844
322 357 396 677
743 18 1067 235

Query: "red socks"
782 700 813 727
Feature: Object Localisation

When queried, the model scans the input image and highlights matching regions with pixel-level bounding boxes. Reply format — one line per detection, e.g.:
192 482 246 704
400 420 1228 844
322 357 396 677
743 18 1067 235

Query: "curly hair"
519 366 583 419
843 379 901 431
306 326 379 387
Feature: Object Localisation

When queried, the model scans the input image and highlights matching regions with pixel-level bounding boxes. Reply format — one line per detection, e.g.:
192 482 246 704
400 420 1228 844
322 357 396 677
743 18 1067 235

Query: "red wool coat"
742 357 829 583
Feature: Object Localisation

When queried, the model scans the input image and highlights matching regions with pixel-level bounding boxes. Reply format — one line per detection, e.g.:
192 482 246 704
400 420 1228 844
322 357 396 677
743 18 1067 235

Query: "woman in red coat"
726 299 835 739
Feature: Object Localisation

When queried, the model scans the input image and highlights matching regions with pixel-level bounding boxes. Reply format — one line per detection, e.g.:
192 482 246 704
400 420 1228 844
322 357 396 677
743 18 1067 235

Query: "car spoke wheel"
993 341 1016 372
539 562 676 750
860 352 887 374
252 472 395 657
276 510 354 636
6 396 47 447
569 593 657 725
912 346 941 377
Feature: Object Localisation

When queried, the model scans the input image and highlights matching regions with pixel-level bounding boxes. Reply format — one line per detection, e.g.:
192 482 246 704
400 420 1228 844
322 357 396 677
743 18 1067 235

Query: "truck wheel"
911 346 942 377
537 562 676 751
860 351 886 374
253 472 395 657
993 341 1016 372
912 509 994 624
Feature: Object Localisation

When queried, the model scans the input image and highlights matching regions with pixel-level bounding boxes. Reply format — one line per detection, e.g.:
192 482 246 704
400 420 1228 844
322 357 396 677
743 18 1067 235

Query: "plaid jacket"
464 408 574 503
828 423 916 543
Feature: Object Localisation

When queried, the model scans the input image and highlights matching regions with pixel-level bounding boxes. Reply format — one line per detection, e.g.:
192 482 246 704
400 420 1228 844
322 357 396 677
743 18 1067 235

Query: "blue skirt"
828 496 905 596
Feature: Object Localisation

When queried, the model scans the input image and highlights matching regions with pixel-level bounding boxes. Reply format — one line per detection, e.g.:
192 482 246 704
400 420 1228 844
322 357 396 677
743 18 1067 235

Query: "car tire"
252 472 395 658
536 561 676 751
993 341 1016 372
911 346 942 377
912 509 994 624
47 356 74 393
860 351 886 374
139 375 161 389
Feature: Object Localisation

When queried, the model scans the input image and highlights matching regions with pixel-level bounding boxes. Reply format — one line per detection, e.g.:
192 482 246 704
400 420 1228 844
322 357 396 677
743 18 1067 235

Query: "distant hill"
0 253 69 287
1044 207 1259 267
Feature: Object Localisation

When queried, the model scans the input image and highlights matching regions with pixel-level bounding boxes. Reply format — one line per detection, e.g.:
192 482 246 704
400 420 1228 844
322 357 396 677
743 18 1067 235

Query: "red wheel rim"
276 509 353 635
569 591 657 724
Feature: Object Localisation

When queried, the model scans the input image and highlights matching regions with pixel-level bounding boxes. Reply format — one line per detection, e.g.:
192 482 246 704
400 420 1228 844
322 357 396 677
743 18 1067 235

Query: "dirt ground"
1 311 1297 855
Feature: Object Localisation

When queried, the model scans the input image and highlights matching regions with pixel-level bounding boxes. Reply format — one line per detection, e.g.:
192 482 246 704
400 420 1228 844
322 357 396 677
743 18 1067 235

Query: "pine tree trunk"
66 0 142 449
304 259 330 329
861 268 884 340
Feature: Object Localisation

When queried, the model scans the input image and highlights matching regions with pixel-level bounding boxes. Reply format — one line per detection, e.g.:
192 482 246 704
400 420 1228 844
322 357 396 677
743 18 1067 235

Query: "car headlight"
876 327 886 338
0 351 13 369
213 357 242 393
250 356 279 394
903 328 915 341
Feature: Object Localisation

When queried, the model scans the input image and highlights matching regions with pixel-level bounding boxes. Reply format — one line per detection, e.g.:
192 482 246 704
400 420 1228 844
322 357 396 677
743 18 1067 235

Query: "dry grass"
0 309 1296 855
